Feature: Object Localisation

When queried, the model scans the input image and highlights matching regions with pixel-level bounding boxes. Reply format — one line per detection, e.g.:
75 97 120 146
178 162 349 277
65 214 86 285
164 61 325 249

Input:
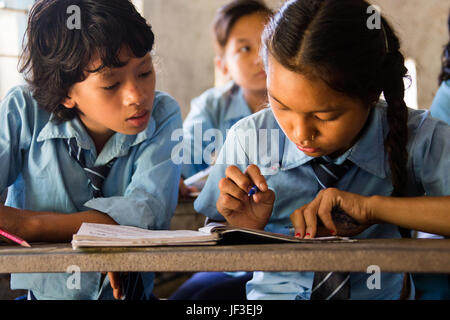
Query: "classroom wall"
141 0 449 119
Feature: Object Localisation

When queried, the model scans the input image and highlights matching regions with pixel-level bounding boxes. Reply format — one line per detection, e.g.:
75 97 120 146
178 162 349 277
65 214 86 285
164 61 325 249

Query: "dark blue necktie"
310 157 352 300
67 137 145 300
66 138 114 198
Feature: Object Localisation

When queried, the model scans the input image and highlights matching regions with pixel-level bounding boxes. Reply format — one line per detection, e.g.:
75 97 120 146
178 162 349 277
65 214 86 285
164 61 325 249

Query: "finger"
303 195 322 238
317 189 338 235
252 188 275 205
290 207 306 238
217 194 244 216
244 165 268 192
225 165 252 193
218 177 248 202
108 272 122 300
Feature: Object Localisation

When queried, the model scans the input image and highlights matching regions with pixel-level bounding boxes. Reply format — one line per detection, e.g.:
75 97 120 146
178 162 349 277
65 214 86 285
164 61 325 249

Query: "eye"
314 114 338 122
103 82 120 91
238 46 250 53
140 70 153 78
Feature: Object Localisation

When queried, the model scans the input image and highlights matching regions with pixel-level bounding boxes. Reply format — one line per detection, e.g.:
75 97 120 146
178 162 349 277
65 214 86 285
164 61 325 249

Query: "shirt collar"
279 104 387 179
37 113 156 163
223 85 252 122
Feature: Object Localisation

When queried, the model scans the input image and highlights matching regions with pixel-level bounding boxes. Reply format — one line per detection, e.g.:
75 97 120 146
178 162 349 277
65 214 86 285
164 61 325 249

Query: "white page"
75 223 212 240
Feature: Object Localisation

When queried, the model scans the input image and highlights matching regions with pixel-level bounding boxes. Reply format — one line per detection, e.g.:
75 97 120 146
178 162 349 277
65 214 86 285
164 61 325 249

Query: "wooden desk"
1 238 449 274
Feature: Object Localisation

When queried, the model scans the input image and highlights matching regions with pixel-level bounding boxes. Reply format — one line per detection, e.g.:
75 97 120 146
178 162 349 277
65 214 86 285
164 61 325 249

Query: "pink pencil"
0 228 31 247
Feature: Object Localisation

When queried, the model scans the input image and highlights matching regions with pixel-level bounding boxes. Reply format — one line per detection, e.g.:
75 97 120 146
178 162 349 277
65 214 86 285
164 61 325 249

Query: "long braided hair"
262 0 410 198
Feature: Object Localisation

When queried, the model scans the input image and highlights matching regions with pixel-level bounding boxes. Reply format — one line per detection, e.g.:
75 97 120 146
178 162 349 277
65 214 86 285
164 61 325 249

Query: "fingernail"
295 233 301 238
259 182 267 191
330 229 336 236
304 233 311 238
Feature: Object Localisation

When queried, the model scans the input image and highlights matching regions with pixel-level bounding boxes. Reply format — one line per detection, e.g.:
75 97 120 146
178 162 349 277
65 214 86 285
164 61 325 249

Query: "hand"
0 204 25 242
216 165 275 230
290 188 373 238
179 179 199 198
108 272 123 300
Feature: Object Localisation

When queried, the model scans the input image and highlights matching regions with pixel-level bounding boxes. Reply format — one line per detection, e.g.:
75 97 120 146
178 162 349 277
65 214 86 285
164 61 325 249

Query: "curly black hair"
19 0 155 122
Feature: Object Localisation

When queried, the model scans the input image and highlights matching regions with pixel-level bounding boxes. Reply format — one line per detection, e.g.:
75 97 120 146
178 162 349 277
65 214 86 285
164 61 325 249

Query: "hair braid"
381 19 409 197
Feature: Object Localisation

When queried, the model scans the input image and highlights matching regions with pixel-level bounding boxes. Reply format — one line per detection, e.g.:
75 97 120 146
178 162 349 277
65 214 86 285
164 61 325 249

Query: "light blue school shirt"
430 80 450 125
181 81 252 178
0 85 182 300
194 101 450 300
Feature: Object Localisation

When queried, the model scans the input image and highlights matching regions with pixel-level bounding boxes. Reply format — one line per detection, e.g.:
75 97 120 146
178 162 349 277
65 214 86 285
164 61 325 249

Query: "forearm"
3 206 117 242
368 195 450 237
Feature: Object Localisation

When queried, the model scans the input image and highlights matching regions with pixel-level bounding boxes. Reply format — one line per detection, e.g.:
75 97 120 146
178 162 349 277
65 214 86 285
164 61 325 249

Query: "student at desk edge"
413 11 450 300
0 0 181 300
194 0 450 300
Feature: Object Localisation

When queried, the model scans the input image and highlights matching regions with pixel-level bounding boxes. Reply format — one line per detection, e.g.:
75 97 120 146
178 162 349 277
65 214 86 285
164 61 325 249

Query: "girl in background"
179 0 272 197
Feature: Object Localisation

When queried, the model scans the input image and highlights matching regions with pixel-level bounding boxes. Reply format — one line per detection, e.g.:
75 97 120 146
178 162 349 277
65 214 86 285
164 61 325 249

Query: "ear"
61 95 76 109
215 55 228 77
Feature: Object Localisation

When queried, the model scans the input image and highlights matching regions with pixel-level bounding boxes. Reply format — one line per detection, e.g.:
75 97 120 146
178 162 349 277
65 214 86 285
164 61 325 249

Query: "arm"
290 189 450 238
0 204 117 242
368 195 450 236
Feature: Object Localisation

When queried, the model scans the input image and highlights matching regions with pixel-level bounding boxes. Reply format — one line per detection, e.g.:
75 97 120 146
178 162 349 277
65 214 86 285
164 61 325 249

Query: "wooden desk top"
1 238 449 274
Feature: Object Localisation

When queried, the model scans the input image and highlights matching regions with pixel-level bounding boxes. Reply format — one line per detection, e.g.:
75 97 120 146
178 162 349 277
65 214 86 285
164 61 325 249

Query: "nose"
293 116 316 145
123 81 145 107
253 48 264 66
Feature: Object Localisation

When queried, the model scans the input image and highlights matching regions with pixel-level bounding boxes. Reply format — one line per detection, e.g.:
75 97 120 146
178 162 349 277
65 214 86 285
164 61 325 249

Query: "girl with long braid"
194 0 450 299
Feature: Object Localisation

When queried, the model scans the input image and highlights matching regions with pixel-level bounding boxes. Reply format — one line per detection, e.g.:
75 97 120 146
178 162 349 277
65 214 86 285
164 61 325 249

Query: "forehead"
227 12 268 43
86 49 151 79
266 55 359 112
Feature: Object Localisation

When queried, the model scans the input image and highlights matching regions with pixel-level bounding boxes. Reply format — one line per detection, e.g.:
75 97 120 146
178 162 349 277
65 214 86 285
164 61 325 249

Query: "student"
0 0 181 300
430 12 450 124
179 0 272 197
170 0 272 300
413 12 450 300
194 0 450 300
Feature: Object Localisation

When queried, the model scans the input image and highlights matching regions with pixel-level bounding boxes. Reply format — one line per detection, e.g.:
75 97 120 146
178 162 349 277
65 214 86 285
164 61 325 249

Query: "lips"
126 109 150 128
296 145 319 153
128 110 148 120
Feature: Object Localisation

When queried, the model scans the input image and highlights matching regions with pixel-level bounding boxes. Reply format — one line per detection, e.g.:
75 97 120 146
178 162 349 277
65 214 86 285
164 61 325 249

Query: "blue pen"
247 185 260 197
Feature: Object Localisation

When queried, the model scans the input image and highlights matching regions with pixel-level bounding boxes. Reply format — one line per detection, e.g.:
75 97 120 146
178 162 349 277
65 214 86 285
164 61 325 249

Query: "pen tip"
21 241 31 248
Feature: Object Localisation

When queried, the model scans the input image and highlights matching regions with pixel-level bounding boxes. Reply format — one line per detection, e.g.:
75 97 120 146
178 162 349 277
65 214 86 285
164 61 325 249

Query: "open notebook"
71 223 355 249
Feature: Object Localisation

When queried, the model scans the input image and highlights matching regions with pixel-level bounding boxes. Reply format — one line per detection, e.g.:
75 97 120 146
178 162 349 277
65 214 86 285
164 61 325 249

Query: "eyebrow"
268 92 340 113
97 57 150 80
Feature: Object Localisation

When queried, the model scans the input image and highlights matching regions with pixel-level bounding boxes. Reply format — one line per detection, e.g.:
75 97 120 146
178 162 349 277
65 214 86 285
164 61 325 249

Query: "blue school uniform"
181 81 252 178
0 85 182 300
194 101 450 300
430 80 450 125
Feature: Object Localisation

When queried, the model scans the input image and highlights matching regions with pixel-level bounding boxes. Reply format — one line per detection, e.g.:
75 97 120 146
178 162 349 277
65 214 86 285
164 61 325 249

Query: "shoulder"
403 107 450 160
151 91 182 125
1 85 36 111
230 107 279 132
0 85 49 125
190 81 236 112
430 80 450 124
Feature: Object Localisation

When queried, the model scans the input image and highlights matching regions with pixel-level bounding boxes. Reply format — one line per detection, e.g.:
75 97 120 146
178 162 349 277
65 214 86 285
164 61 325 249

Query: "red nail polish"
305 233 311 237
330 230 336 236
295 233 301 238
